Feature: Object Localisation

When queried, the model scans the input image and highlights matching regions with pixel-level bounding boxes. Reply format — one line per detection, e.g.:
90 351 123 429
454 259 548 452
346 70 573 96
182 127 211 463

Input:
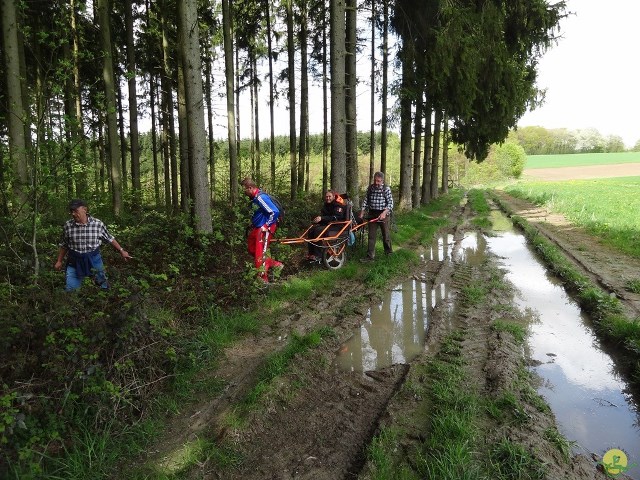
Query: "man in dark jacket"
241 177 284 283
307 190 348 262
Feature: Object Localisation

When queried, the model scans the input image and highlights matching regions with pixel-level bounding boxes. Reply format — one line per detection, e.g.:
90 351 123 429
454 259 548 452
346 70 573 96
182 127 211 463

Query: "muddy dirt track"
127 185 640 480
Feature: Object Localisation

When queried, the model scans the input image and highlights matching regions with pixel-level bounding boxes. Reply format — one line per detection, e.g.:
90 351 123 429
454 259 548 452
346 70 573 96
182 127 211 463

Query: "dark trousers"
308 225 341 257
366 210 392 258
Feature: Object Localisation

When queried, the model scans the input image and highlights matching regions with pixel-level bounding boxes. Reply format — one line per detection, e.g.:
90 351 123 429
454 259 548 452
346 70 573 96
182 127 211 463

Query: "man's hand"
260 225 268 232
312 216 321 223
54 260 63 271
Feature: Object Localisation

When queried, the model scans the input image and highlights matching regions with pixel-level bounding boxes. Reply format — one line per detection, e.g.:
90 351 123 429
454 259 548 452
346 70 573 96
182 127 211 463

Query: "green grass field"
525 152 640 169
506 177 640 258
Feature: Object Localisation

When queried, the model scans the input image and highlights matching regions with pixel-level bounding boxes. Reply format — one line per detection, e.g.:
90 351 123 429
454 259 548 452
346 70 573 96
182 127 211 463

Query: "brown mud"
128 190 638 480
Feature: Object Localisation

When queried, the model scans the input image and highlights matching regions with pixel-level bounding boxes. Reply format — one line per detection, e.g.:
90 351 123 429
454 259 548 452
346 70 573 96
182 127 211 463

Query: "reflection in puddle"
430 233 454 261
456 231 486 266
337 230 458 373
338 209 640 476
485 221 640 478
335 278 431 373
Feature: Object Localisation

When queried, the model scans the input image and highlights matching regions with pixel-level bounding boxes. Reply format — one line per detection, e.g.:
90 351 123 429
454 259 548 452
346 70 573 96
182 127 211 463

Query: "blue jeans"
65 257 108 292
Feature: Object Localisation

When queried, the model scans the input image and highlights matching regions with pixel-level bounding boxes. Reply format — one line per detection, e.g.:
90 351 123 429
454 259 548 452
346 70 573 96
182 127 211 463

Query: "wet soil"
130 191 639 480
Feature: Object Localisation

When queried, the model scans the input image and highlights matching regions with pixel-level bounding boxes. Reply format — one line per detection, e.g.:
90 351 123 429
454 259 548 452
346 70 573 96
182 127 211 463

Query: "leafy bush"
462 141 526 185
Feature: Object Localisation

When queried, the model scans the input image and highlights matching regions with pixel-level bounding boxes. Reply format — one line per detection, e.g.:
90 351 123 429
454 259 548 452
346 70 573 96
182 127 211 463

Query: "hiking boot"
306 255 321 264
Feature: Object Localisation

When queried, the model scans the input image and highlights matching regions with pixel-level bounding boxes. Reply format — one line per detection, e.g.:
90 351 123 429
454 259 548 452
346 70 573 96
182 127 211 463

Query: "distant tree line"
509 126 638 155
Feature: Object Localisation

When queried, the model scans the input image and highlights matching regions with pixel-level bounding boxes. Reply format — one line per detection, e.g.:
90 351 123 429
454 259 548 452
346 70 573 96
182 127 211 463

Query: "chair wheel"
323 248 346 270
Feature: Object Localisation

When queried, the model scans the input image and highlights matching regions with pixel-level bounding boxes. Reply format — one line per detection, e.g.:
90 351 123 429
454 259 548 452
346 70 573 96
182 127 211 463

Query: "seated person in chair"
307 190 348 262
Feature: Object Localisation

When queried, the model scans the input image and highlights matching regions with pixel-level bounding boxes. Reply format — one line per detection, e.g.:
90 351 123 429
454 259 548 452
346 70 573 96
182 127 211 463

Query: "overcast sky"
517 0 640 147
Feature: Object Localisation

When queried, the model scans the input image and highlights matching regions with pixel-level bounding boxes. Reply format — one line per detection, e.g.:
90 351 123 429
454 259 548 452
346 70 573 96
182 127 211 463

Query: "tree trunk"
63 41 77 197
298 2 308 195
117 79 128 193
204 54 216 203
380 0 389 176
97 0 122 215
286 0 297 200
0 143 7 215
2 0 29 205
252 54 261 185
265 0 276 191
222 0 239 205
430 109 442 198
441 115 449 194
369 0 376 185
71 0 89 197
125 0 141 209
345 0 358 203
412 94 423 207
398 44 413 210
161 1 178 211
330 0 347 193
150 73 161 206
235 43 241 161
421 103 432 204
322 5 328 194
177 47 190 213
178 0 212 233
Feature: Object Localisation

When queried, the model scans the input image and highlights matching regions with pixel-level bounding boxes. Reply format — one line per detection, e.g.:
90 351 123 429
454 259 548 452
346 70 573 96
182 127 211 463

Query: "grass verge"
505 178 640 258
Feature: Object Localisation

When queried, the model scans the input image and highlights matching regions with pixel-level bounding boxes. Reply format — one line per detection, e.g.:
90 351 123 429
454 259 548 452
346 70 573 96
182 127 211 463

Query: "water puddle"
337 208 640 476
483 213 640 478
335 234 454 373
334 277 431 373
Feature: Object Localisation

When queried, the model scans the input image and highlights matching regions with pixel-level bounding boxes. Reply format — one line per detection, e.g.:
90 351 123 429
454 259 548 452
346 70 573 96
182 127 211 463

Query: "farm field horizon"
524 151 640 169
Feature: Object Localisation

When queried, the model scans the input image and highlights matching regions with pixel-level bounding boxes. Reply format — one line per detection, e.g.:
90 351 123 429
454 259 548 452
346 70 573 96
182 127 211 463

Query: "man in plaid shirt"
54 199 131 291
359 171 394 262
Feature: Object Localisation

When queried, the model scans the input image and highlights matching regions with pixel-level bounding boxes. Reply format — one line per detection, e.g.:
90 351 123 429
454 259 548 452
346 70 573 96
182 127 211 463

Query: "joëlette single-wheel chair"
276 205 381 270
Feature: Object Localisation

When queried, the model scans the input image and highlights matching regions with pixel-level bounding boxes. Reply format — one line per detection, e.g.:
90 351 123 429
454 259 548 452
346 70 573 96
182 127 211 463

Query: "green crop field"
506 177 640 258
525 152 640 169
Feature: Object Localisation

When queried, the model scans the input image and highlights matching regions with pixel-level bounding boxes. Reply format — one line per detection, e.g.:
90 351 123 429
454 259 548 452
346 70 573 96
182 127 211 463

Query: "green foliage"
492 320 527 345
494 142 526 178
0 205 275 477
626 279 640 294
462 142 526 186
467 189 490 216
510 126 631 155
460 282 488 306
543 427 574 462
489 438 546 480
